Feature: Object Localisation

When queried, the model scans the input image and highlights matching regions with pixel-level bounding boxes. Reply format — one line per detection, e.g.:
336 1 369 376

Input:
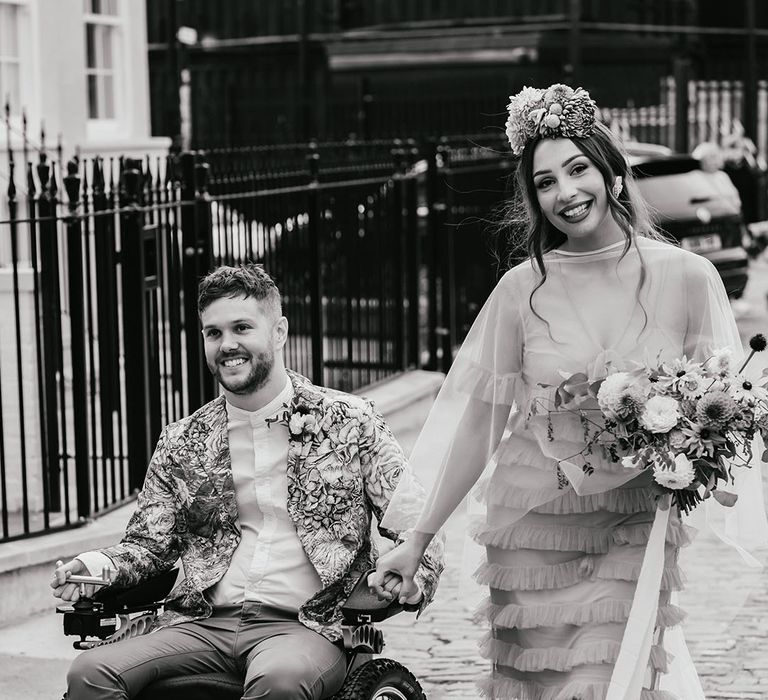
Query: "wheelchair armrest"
58 568 179 646
94 567 180 614
340 568 416 625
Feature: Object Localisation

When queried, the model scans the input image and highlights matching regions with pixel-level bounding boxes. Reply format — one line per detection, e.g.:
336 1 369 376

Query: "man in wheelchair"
51 264 444 699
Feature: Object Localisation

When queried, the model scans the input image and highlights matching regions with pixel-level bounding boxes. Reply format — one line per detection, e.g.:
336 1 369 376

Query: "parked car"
626 143 750 298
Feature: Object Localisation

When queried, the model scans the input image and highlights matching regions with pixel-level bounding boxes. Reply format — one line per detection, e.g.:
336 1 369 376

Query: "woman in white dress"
370 84 768 699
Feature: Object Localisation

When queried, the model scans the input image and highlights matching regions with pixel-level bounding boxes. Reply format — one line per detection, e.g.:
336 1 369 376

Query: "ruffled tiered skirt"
472 436 689 700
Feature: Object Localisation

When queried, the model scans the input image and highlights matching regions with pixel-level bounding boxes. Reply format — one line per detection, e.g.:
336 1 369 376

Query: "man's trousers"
66 602 346 699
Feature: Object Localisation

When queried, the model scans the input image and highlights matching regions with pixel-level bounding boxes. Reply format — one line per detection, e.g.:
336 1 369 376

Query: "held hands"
368 540 424 605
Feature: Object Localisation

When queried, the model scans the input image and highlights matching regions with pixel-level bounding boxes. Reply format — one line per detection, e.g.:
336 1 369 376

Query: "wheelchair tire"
332 658 426 700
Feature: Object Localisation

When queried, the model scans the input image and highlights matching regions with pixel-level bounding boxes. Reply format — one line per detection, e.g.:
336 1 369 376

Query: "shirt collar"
225 376 294 426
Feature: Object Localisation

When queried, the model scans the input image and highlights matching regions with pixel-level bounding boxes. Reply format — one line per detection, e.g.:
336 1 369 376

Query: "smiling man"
51 264 444 700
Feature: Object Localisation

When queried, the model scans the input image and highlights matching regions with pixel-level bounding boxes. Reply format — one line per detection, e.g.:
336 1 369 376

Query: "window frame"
0 0 29 121
83 0 124 139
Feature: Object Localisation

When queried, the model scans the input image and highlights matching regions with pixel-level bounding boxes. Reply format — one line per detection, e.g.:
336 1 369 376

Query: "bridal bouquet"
533 335 768 513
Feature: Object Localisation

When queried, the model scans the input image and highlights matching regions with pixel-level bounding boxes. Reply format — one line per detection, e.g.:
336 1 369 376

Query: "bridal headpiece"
505 83 599 155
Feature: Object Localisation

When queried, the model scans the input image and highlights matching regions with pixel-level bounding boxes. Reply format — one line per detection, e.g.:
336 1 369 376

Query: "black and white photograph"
1 2 768 699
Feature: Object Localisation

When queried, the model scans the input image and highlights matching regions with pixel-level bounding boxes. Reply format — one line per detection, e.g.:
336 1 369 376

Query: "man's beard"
212 350 274 395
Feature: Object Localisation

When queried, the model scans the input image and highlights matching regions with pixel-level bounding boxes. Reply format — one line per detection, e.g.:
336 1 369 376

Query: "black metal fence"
0 128 513 542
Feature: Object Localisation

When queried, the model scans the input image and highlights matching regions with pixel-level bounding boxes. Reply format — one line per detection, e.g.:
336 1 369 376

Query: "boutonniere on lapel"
266 401 321 441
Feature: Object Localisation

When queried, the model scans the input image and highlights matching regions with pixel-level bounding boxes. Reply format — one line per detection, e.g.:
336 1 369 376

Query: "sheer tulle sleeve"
379 268 526 535
682 253 742 361
680 252 768 560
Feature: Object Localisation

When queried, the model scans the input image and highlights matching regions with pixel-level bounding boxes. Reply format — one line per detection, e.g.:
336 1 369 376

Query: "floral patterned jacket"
99 370 444 641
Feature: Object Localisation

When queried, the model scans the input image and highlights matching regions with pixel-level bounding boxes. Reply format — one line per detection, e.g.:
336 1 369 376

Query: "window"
84 0 120 120
0 2 21 109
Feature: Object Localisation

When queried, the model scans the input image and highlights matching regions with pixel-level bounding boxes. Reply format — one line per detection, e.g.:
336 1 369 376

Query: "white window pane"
102 74 114 118
87 0 118 16
85 23 96 68
98 24 113 69
87 73 98 118
1 61 21 109
0 5 19 58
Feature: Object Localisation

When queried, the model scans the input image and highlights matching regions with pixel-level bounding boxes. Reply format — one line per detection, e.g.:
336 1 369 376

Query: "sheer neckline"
551 240 627 257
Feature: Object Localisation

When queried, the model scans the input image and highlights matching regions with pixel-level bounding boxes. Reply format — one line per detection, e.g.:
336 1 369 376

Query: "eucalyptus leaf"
588 380 604 398
712 490 739 507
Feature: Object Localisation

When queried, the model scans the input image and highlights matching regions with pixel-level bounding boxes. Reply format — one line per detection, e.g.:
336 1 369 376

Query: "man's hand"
50 559 93 602
367 570 422 605
368 540 424 605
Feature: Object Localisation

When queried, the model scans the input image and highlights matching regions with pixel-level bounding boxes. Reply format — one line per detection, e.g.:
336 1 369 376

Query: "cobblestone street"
380 491 768 699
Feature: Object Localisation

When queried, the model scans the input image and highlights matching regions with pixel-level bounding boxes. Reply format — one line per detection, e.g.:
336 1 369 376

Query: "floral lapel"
283 370 328 481
183 396 239 538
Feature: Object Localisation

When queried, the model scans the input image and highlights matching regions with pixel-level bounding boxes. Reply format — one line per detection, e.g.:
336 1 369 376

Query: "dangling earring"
611 176 624 198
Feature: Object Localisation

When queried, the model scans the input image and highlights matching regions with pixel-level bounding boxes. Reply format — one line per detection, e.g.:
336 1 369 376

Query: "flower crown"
505 84 598 155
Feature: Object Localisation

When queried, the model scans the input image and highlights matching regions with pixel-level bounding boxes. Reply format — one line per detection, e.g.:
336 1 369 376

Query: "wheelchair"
57 566 425 700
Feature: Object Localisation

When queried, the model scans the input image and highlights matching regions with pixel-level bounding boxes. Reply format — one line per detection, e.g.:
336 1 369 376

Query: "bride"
370 84 768 699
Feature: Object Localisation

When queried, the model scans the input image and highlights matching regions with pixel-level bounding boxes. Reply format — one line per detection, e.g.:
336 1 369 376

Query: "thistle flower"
738 333 768 373
750 334 767 352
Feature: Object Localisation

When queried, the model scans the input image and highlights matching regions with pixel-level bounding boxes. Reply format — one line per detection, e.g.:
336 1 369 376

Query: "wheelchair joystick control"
56 561 114 600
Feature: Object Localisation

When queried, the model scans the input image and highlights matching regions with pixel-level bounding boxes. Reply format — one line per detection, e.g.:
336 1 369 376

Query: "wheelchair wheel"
333 658 426 700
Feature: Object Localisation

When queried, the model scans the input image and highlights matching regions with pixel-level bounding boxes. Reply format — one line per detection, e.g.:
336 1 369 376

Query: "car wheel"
332 658 426 700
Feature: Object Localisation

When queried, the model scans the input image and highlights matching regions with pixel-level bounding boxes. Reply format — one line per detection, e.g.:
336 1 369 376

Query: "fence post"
403 143 420 369
36 153 63 513
391 147 407 371
306 153 324 384
438 144 456 373
194 159 216 402
26 158 52 530
179 152 215 409
423 138 440 371
91 158 119 503
119 158 150 491
63 160 91 519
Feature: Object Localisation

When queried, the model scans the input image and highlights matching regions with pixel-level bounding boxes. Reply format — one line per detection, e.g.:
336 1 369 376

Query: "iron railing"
0 126 514 542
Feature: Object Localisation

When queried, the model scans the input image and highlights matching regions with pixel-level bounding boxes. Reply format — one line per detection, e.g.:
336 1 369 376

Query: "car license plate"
680 234 722 253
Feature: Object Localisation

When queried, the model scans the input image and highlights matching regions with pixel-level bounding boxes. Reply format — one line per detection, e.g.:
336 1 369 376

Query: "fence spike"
92 156 105 195
26 162 36 199
81 155 90 197
36 149 50 195
49 161 58 199
64 159 81 211
120 157 143 204
6 157 16 202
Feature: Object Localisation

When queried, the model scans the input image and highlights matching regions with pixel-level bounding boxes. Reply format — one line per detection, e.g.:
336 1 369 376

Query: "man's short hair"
197 264 282 319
